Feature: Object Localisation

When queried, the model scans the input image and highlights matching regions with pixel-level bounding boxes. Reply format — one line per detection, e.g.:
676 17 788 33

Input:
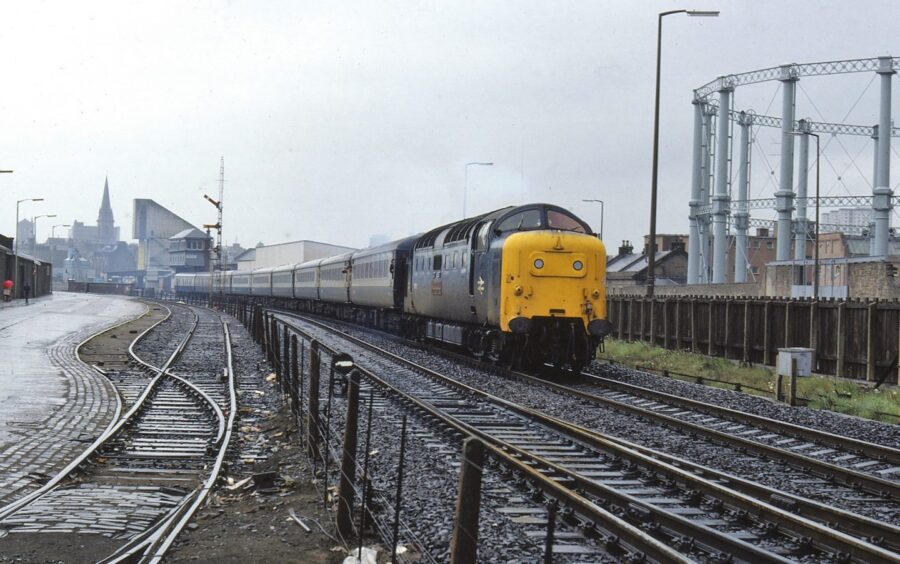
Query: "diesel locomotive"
175 203 612 371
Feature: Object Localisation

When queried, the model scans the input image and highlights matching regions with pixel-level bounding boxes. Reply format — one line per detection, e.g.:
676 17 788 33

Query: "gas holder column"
776 64 798 261
687 100 705 284
733 112 751 283
698 105 714 282
872 56 895 258
712 82 733 283
794 119 810 269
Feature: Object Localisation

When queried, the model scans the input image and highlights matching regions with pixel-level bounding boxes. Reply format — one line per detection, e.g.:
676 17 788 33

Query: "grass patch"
599 339 900 424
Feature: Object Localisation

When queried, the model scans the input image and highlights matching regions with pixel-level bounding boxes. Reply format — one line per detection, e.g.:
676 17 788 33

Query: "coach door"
431 253 442 295
469 222 490 296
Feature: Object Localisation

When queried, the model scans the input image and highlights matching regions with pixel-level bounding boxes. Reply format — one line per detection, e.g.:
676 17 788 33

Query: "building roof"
234 248 256 262
607 250 675 273
170 228 208 240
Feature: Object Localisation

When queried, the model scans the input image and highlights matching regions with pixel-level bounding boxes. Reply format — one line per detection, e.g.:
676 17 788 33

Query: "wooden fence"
606 296 900 385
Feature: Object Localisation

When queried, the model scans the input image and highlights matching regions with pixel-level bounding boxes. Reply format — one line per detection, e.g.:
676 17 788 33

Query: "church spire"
97 176 115 242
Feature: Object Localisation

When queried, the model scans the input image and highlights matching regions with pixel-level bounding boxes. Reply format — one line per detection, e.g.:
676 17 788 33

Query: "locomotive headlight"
533 258 544 269
592 289 601 299
573 260 584 271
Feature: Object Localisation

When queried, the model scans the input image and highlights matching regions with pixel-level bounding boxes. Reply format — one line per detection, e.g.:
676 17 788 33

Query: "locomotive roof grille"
414 206 514 250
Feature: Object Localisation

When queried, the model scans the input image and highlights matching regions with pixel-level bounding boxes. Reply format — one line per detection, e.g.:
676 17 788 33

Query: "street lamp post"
14 198 43 299
31 214 57 256
647 9 719 298
582 199 605 240
51 224 71 283
463 162 493 218
789 131 820 299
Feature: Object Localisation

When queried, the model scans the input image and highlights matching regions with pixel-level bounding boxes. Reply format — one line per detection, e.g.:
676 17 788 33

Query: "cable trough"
0 303 237 563
273 309 898 563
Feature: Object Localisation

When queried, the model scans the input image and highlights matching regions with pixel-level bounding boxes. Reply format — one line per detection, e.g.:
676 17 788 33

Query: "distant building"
16 219 33 252
606 240 688 287
821 207 873 229
132 199 201 288
97 178 117 243
169 228 211 273
63 248 95 283
93 242 137 280
71 177 121 248
234 240 356 270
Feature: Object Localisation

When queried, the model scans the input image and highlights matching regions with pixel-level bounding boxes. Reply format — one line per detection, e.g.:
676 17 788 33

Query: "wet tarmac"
0 292 143 447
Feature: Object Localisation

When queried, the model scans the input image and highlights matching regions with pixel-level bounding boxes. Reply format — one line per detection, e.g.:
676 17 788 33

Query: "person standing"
2 279 12 302
23 282 31 305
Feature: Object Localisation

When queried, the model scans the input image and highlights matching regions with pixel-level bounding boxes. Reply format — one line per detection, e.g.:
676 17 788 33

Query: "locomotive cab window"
495 208 542 234
433 255 442 271
547 210 588 233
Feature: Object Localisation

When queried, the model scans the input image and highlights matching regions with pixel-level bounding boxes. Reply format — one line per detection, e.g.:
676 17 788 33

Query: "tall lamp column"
647 9 718 297
14 197 43 299
789 131 820 298
582 199 604 240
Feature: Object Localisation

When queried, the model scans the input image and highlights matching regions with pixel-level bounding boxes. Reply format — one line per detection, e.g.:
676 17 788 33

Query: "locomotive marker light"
647 9 719 297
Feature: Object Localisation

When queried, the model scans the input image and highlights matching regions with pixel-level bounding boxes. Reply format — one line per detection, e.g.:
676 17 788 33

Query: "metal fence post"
867 301 877 382
307 340 322 461
450 437 484 564
337 369 361 539
283 325 291 394
291 335 300 417
391 415 408 562
358 390 375 554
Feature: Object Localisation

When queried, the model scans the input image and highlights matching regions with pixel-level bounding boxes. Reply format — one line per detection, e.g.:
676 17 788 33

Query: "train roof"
293 258 325 270
352 236 419 259
272 263 295 273
415 203 589 250
319 252 354 266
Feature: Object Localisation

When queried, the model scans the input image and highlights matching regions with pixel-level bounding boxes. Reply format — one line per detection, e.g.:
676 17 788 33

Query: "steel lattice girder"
694 57 896 101
694 195 898 217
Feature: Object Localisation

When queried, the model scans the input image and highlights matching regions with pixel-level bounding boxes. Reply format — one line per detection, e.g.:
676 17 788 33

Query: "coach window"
453 251 458 270
433 255 442 271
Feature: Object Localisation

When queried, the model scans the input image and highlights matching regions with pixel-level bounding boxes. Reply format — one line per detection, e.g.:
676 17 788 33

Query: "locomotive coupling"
588 319 613 337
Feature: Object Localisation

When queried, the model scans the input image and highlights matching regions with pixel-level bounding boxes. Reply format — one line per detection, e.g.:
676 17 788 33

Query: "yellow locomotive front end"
499 230 611 370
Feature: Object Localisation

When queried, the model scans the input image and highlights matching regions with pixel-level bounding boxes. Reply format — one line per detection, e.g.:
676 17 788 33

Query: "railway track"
564 370 899 493
273 309 899 563
0 303 237 563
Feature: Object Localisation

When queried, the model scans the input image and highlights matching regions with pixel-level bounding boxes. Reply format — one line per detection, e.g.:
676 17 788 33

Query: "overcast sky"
1 1 897 251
